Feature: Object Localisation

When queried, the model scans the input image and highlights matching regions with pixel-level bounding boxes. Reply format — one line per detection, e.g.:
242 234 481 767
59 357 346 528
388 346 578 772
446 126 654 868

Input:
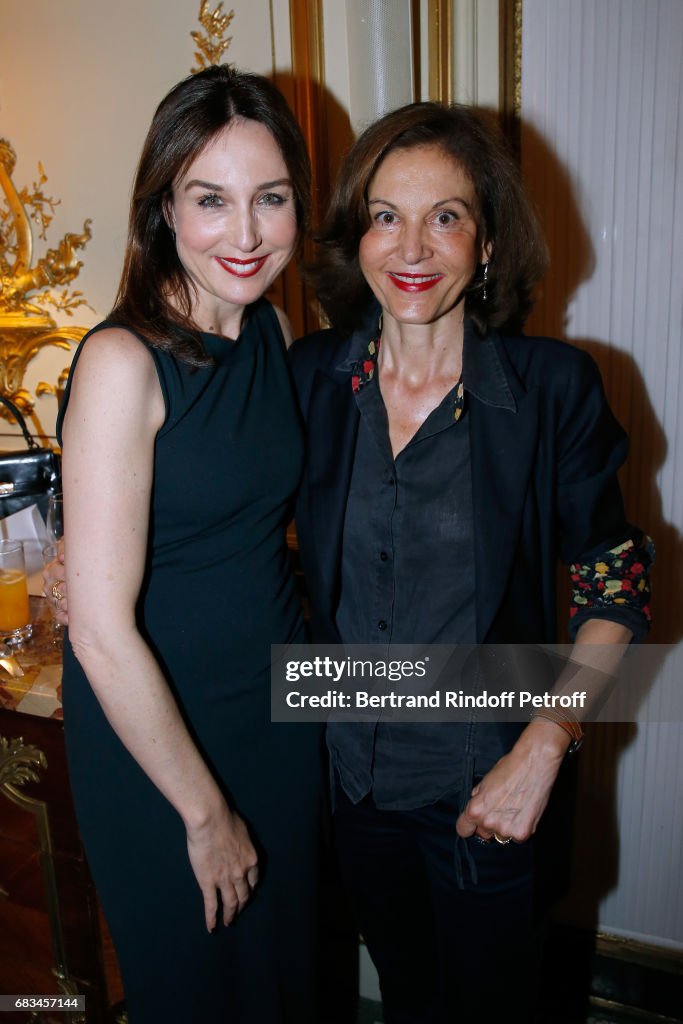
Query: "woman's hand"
186 803 259 931
455 719 569 843
42 541 68 624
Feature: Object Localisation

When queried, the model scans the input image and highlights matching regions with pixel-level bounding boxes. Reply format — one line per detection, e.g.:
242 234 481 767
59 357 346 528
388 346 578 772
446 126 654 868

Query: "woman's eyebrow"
184 178 224 191
367 195 472 211
184 177 293 192
257 178 293 190
432 196 473 212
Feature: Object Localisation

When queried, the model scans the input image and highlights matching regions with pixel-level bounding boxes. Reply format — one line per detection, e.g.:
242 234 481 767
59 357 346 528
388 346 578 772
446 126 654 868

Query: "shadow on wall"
520 118 682 648
519 117 683 1004
266 72 355 340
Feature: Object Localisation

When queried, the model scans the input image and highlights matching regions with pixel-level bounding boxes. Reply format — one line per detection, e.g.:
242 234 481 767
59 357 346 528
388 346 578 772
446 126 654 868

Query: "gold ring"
51 582 64 602
493 832 512 845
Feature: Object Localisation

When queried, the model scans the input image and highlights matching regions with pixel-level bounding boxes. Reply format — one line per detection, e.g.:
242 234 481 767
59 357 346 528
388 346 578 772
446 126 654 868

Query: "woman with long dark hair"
55 65 322 1023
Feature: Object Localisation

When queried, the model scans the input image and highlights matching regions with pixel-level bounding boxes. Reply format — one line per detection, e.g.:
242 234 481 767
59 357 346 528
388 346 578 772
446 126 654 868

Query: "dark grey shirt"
328 319 516 809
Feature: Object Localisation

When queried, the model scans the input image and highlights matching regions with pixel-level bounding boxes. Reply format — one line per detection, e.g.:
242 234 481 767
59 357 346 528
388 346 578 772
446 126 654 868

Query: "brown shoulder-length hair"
111 64 311 366
310 102 547 336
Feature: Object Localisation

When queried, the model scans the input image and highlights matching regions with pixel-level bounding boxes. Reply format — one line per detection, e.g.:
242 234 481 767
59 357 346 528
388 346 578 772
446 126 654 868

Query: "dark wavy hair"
111 64 311 366
310 102 547 336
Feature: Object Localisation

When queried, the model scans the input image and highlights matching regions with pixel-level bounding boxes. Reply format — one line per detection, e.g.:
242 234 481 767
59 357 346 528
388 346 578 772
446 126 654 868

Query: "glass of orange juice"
0 540 32 645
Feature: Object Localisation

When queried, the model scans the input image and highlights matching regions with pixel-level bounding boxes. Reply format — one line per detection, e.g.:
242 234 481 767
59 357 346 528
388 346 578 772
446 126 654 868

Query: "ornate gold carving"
36 367 71 408
191 0 234 72
0 139 90 428
428 0 453 103
0 734 47 787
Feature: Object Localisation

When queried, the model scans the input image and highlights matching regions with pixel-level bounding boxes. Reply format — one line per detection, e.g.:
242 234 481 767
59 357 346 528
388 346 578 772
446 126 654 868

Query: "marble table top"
0 597 63 720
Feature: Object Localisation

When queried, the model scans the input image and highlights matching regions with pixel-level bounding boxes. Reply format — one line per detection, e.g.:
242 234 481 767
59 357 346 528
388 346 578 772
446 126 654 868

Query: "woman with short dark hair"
57 65 322 1023
313 101 547 336
291 101 653 1022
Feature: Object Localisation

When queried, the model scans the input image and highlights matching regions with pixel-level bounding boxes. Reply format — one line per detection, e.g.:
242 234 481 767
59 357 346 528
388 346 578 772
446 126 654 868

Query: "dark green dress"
59 300 323 1023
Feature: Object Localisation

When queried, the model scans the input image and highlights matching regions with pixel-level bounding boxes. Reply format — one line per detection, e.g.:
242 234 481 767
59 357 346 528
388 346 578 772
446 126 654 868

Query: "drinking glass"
46 494 64 545
0 540 32 645
42 542 64 643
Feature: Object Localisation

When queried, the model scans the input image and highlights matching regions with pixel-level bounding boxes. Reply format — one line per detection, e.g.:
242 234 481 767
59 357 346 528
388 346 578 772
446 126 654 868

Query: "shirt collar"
461 318 516 411
337 303 516 413
336 299 383 374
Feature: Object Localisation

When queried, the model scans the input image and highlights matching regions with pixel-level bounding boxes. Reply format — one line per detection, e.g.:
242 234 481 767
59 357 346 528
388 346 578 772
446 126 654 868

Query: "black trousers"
333 780 543 1024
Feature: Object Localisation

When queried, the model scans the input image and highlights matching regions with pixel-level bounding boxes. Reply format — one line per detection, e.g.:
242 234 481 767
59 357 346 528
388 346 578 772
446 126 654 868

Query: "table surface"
0 596 62 720
0 528 302 723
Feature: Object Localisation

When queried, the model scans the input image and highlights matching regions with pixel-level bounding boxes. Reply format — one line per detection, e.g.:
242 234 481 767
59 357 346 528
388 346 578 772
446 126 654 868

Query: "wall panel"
521 0 683 949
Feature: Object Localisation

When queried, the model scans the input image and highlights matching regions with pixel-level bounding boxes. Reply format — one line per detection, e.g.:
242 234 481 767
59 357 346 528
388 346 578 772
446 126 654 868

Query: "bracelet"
530 708 584 755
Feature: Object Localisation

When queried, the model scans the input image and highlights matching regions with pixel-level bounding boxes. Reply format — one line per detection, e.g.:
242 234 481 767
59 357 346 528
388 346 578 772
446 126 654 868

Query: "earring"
482 261 489 302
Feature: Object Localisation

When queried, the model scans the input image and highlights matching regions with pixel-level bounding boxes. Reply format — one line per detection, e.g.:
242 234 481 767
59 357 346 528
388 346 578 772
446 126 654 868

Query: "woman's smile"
387 271 444 292
215 254 271 277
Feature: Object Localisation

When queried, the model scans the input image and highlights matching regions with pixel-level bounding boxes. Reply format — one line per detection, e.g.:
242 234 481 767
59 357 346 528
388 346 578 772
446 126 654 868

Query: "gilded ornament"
191 1 234 72
0 734 47 789
0 139 91 430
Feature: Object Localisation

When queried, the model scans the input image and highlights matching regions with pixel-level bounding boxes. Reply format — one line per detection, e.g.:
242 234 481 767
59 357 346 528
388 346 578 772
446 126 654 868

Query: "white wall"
521 0 683 950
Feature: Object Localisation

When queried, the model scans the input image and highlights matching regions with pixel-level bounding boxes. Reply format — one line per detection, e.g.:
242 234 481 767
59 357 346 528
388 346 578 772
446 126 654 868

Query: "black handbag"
0 394 61 520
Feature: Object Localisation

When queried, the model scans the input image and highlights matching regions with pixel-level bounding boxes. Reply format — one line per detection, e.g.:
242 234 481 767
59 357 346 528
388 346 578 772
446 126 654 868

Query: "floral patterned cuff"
569 535 655 628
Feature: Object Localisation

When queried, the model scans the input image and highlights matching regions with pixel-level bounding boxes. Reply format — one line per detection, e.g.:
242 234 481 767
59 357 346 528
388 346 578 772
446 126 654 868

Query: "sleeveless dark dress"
58 300 323 1023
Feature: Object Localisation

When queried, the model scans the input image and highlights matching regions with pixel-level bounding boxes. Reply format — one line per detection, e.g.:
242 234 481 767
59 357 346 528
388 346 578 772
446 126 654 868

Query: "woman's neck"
378 309 465 386
166 290 247 339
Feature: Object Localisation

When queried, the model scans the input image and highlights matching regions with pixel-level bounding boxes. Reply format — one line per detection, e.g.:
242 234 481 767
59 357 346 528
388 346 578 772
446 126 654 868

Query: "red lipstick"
215 255 269 277
387 272 444 292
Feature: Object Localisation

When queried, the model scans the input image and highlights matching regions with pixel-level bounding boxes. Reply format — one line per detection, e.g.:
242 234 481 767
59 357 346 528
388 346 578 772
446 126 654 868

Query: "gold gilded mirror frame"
419 0 523 144
275 0 326 338
500 0 523 149
428 0 454 103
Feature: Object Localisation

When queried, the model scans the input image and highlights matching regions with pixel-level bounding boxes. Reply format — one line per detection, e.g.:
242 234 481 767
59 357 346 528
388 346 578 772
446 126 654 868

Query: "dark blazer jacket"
288 319 644 648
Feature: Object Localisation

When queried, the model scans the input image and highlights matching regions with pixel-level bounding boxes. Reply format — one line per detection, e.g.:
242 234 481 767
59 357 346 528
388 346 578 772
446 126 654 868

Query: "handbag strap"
0 394 38 449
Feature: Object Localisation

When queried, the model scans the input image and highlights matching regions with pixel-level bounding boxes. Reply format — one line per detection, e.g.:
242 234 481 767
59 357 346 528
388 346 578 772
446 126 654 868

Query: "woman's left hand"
455 719 570 843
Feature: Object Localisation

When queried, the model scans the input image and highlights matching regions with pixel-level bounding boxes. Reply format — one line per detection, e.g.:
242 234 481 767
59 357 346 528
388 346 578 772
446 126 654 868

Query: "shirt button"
387 475 395 485
380 551 389 562
378 620 388 631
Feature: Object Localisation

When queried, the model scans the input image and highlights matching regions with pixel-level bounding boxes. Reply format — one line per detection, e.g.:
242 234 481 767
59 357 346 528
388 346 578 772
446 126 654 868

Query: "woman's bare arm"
62 328 258 928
